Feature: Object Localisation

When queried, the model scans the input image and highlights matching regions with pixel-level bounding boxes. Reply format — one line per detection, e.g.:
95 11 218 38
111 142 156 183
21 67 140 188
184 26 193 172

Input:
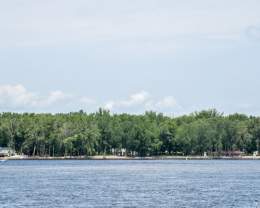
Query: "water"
0 160 260 208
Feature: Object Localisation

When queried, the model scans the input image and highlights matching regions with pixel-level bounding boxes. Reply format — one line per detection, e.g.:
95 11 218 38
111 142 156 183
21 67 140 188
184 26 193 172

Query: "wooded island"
0 109 259 157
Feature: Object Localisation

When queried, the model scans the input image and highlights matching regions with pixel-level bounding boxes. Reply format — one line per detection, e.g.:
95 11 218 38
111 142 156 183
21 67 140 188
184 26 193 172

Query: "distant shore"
2 155 260 160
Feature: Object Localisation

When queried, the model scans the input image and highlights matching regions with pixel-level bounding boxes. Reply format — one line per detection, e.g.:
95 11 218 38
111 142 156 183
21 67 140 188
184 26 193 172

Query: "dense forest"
0 109 259 157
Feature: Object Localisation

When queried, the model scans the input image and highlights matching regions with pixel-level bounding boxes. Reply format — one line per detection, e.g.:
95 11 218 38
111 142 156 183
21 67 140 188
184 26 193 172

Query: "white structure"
253 151 258 157
203 152 207 158
121 148 126 156
0 147 15 157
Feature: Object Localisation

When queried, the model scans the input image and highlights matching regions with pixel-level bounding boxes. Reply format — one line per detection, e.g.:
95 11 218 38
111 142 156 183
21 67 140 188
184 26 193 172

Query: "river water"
0 160 260 208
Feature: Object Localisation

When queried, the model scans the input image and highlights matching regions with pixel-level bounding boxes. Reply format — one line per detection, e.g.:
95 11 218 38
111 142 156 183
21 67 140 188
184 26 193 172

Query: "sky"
0 0 260 115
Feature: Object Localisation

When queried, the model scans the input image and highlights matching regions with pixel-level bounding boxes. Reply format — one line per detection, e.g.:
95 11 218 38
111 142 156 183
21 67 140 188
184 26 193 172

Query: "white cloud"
104 101 115 110
155 96 178 108
144 96 182 113
0 84 181 113
123 91 150 106
0 84 92 111
103 91 181 113
104 91 150 110
0 84 37 109
41 90 70 107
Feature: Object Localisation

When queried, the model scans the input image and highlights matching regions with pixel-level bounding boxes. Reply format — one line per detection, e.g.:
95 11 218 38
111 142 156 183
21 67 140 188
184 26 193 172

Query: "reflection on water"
0 160 260 208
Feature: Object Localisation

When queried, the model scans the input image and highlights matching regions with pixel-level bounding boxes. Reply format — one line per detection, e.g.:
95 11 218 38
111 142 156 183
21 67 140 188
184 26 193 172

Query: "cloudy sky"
0 0 260 115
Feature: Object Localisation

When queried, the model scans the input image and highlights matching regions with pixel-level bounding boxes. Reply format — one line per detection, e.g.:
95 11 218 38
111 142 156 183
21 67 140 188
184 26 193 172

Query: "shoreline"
2 155 260 160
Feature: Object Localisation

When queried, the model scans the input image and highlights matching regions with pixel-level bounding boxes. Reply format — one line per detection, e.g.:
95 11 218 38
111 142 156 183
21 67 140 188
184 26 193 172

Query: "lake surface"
0 160 260 208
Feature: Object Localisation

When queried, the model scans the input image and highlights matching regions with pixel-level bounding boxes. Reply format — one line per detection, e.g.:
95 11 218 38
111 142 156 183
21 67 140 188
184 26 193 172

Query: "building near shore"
0 147 15 157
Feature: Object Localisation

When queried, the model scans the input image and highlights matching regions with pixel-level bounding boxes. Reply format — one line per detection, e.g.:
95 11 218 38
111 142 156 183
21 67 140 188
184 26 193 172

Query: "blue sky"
0 0 260 115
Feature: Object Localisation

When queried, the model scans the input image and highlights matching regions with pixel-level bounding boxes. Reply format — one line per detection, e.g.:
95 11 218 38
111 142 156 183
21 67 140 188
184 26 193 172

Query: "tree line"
0 109 259 157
